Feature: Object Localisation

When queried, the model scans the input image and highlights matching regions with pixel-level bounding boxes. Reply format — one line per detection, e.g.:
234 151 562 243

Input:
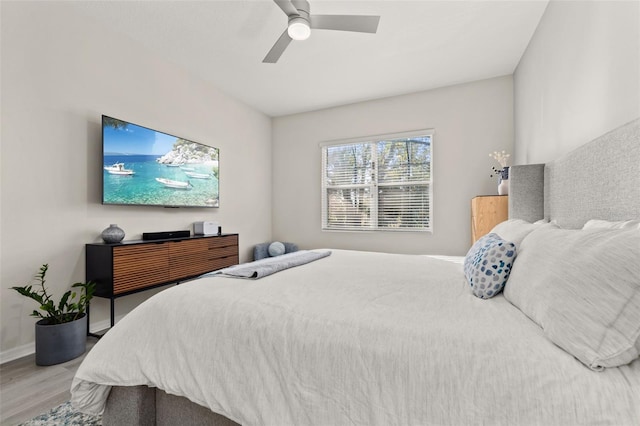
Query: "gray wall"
514 0 640 164
0 2 272 360
272 76 514 256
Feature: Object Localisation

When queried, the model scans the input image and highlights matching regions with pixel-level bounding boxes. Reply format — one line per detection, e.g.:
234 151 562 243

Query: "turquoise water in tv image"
103 155 219 207
102 117 219 207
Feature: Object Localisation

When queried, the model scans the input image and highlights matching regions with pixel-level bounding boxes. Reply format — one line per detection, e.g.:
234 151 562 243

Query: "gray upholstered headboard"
509 118 640 229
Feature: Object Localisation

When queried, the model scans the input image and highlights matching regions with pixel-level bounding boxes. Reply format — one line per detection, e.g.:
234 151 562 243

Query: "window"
321 131 432 232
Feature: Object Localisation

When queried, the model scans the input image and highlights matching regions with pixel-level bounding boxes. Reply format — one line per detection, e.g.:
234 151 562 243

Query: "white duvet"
71 249 640 425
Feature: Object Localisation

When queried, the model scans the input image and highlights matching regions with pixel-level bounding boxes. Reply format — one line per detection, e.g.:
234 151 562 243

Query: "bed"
71 118 640 426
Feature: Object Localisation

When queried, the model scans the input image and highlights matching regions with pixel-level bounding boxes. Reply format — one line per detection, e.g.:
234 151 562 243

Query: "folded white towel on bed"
208 249 332 279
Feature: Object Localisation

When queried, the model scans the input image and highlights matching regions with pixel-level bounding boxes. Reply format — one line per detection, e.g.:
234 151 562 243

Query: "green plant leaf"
58 291 71 311
11 265 95 324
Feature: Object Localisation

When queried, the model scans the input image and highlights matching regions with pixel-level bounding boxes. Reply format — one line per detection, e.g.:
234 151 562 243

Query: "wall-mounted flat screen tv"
102 115 219 208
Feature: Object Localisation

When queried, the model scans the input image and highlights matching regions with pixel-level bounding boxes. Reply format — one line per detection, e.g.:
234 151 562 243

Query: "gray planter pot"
35 313 87 366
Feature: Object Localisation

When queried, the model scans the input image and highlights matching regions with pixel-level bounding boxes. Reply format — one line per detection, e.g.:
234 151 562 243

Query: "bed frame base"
103 386 240 426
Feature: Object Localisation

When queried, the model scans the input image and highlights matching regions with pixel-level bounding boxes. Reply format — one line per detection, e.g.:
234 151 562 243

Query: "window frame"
320 129 434 233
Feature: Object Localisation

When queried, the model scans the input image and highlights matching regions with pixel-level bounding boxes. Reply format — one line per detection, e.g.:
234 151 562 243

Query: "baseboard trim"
0 317 121 365
0 342 35 365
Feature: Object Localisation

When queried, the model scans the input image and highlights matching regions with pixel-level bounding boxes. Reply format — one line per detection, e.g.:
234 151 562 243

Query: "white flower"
490 150 510 167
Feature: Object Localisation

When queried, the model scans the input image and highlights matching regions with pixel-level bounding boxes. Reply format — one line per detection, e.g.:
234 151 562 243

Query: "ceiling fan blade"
263 29 293 63
310 15 380 33
274 0 299 17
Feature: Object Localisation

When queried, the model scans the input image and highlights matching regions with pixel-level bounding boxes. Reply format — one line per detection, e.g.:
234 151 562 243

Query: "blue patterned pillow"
464 233 517 299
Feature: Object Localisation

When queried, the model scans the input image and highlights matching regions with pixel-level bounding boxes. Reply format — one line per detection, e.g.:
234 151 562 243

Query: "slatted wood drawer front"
208 235 238 250
208 235 239 269
113 245 169 295
169 239 211 281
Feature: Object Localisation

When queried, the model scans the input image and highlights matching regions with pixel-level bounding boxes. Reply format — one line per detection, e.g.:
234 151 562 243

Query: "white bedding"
71 249 640 425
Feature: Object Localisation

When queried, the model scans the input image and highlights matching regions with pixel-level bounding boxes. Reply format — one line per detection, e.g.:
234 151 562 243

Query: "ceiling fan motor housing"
288 0 310 40
290 0 310 17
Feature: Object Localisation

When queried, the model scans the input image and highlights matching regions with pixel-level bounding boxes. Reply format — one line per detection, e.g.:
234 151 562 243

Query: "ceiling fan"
263 0 381 63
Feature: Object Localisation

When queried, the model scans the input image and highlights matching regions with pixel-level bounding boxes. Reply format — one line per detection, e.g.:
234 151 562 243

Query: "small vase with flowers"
489 150 510 195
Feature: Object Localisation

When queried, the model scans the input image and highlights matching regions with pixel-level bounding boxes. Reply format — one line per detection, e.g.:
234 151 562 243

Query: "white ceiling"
72 0 549 117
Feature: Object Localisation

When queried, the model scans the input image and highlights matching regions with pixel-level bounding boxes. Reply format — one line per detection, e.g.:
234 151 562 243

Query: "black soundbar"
142 230 191 241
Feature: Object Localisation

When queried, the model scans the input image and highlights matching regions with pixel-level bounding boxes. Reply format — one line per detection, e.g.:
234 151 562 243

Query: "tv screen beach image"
102 117 219 207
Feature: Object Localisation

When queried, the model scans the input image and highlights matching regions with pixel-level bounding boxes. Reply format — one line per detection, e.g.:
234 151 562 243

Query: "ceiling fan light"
288 17 311 40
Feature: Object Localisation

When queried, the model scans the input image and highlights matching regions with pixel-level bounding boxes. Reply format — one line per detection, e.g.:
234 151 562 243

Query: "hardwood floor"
0 338 99 426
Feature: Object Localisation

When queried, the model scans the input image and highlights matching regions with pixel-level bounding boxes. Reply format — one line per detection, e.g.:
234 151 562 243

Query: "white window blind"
321 132 432 232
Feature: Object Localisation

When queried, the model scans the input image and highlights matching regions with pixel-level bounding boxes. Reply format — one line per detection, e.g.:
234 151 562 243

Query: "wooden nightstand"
471 196 508 245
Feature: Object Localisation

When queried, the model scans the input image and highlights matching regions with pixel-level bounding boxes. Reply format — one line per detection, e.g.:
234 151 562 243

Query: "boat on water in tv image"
184 171 213 179
104 163 135 175
155 177 192 189
102 115 220 208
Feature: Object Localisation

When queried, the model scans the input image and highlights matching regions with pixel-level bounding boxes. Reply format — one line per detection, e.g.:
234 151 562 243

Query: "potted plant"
11 264 95 366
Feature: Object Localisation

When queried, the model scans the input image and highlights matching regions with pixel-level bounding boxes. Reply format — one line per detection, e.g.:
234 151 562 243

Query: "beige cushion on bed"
504 226 640 370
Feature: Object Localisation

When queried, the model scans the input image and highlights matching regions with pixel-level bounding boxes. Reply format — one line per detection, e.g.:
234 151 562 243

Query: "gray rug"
18 401 101 426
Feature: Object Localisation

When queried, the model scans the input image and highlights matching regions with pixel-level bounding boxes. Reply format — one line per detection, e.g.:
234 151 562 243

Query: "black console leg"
87 300 112 339
86 303 91 336
110 299 115 327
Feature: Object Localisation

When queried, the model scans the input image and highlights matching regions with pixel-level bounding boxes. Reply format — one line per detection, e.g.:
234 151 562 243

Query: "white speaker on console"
193 221 220 235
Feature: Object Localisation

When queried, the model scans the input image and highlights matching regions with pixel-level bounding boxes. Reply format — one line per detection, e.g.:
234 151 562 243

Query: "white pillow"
490 219 557 250
582 219 640 231
504 226 640 370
